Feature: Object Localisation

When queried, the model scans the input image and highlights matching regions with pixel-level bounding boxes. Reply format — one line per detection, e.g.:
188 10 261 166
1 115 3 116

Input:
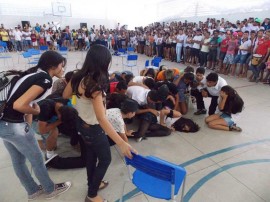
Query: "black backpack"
0 71 20 119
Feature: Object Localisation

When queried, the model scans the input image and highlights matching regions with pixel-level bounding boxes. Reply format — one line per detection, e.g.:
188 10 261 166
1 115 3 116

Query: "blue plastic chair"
39 45 49 52
145 60 149 68
120 153 186 202
123 54 139 75
58 46 68 58
0 47 13 67
127 47 135 54
0 41 8 51
151 57 162 68
22 52 38 67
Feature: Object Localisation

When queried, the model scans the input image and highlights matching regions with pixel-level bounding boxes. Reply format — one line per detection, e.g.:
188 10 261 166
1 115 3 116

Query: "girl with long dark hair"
205 85 244 131
63 45 136 202
0 51 71 200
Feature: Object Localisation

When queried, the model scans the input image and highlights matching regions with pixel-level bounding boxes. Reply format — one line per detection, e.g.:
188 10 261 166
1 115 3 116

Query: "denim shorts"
220 113 234 127
223 54 235 65
233 54 247 65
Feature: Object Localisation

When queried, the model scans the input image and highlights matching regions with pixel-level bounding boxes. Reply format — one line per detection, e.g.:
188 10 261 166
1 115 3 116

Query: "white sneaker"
45 154 58 167
28 185 44 201
45 181 71 200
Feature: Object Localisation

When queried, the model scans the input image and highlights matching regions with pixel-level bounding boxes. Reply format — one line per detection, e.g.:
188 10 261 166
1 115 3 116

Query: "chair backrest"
125 153 175 183
127 55 138 61
127 47 135 52
118 48 126 54
28 49 41 55
0 42 7 48
152 61 160 67
22 52 32 58
145 60 149 67
39 45 49 51
59 46 68 51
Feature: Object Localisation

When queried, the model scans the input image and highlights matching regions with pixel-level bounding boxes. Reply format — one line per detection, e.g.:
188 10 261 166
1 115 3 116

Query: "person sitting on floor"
205 85 244 132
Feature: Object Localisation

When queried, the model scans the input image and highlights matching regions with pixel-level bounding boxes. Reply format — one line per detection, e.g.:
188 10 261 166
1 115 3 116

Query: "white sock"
46 150 55 159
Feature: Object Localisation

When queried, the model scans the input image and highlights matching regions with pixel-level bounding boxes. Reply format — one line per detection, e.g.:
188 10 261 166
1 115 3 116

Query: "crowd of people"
0 15 267 201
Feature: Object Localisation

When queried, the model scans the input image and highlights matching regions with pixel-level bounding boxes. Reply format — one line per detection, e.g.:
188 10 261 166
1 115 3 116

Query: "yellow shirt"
0 31 9 41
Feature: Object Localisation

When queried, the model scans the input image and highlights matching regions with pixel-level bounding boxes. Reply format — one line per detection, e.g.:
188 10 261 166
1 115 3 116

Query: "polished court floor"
0 51 270 202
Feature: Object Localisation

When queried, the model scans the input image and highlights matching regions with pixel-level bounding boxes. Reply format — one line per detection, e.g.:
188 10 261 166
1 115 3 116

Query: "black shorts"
208 49 217 62
171 43 177 49
191 48 200 58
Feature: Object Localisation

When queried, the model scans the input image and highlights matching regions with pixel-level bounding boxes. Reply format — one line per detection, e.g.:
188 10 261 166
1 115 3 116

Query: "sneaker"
45 154 58 168
45 182 71 200
136 136 147 142
194 109 207 115
28 185 44 201
136 137 143 142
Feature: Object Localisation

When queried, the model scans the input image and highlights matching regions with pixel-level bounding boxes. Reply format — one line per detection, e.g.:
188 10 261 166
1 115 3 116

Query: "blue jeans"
0 121 55 195
176 43 183 62
76 118 111 198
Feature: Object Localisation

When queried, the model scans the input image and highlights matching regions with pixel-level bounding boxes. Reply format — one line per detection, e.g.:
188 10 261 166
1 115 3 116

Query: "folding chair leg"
180 176 186 202
120 180 129 202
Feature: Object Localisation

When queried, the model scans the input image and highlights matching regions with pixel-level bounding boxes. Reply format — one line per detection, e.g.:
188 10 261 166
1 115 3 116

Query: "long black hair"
71 45 112 98
6 51 66 78
221 85 244 114
172 117 200 133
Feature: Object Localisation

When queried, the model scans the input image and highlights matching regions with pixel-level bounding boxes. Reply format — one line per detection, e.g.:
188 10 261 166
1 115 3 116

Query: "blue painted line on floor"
183 159 270 202
115 188 140 202
180 138 270 167
115 138 270 202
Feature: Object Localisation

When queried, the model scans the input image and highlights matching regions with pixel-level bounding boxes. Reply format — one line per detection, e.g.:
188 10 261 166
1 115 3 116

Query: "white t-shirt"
14 30 22 41
203 76 227 96
106 108 125 134
126 86 150 106
176 34 185 44
90 33 96 42
238 39 251 55
23 31 31 40
201 38 211 52
193 35 203 49
132 76 148 84
45 33 51 42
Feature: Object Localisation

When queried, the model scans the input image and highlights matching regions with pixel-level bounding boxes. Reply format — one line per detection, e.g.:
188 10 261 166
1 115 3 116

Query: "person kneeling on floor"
205 85 244 132
159 109 200 133
106 98 139 145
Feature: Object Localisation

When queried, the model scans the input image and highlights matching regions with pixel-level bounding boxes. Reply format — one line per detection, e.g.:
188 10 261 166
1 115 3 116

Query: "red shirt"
30 33 37 42
256 39 270 56
220 38 229 53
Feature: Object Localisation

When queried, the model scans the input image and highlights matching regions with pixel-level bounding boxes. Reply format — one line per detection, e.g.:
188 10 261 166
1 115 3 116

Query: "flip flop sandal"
99 180 109 190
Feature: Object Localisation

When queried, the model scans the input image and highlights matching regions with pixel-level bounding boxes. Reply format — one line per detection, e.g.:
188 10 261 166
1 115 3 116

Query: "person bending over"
106 98 139 145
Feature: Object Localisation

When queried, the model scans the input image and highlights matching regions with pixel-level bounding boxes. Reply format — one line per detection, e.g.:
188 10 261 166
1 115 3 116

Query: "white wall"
0 15 117 30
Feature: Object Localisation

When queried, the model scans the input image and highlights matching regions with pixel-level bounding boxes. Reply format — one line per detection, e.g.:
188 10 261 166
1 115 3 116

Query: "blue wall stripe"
183 159 270 202
115 138 270 202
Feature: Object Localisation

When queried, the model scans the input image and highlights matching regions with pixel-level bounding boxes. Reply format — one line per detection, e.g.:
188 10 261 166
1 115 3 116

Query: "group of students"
0 46 138 202
0 44 245 202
